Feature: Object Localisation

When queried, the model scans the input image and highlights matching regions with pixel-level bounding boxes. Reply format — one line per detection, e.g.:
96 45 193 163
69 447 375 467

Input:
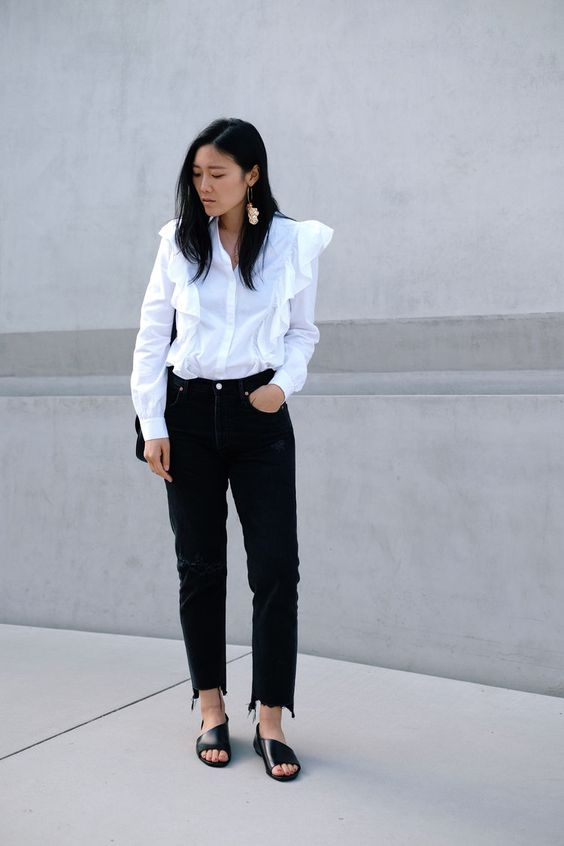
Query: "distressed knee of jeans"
177 552 226 579
270 437 287 452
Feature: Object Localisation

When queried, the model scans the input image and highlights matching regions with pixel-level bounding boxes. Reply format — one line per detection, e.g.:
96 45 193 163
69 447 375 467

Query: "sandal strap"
257 734 300 769
196 716 231 755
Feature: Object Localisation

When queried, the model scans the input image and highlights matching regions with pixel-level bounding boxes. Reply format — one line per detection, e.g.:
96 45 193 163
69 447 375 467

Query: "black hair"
173 117 293 291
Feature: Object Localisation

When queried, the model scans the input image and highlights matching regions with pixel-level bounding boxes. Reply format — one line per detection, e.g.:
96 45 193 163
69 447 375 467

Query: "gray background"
1 0 563 698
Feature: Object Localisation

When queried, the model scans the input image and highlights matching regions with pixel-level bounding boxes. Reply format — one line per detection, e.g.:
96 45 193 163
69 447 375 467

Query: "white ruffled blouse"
131 211 334 441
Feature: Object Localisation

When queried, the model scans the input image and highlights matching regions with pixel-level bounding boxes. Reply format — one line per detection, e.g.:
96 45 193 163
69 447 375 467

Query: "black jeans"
163 366 299 722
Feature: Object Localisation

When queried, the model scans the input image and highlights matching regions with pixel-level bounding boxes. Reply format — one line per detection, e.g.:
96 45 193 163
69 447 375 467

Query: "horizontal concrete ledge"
0 370 563 397
1 312 563 376
319 312 564 372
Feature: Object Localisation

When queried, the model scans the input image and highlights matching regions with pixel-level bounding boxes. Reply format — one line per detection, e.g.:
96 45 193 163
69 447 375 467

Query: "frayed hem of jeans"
191 684 227 712
247 699 295 721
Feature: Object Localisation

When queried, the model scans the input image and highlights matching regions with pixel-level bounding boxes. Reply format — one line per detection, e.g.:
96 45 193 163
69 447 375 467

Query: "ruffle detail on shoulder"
158 219 178 240
170 272 200 318
162 219 200 344
293 220 334 284
267 219 334 344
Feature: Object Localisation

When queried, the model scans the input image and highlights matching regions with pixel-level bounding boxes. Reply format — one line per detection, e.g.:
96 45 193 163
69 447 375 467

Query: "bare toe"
201 747 228 762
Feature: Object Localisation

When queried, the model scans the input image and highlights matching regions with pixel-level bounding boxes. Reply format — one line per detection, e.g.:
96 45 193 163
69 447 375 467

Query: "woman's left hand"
248 384 285 412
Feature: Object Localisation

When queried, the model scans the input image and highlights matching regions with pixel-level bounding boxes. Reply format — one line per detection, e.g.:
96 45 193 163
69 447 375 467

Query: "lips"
203 199 215 204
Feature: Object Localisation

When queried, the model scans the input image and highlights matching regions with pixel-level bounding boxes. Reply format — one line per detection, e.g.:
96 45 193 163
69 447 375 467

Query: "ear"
250 164 260 184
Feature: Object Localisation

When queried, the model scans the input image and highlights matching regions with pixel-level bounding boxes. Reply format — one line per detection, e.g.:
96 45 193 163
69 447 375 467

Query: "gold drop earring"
246 185 259 225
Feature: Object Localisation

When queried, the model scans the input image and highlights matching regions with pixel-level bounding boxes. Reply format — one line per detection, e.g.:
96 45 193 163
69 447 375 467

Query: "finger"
146 453 166 480
157 447 173 483
162 441 170 472
152 459 165 479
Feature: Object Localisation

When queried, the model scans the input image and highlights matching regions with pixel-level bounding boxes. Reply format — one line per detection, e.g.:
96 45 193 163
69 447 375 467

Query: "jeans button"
216 383 222 389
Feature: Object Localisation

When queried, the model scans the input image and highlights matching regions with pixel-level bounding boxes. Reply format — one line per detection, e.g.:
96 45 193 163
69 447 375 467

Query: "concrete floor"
1 624 563 845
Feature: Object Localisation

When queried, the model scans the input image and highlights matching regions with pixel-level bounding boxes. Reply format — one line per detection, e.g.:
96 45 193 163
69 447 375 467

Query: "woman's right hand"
144 438 173 482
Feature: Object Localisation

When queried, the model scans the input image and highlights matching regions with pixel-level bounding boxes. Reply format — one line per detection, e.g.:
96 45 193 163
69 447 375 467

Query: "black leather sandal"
253 722 301 781
196 714 231 767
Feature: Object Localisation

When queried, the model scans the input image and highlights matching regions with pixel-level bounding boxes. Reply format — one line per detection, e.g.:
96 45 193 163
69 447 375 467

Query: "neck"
218 200 245 236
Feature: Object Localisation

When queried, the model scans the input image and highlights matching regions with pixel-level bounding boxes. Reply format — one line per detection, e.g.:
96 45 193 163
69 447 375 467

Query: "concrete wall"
1 0 563 336
2 1 564 697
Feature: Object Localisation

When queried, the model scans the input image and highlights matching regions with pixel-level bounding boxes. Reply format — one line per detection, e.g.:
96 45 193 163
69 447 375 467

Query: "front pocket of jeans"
247 396 285 414
166 384 184 408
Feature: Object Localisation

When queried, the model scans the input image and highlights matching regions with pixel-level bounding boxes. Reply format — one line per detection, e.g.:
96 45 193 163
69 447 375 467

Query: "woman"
131 117 333 781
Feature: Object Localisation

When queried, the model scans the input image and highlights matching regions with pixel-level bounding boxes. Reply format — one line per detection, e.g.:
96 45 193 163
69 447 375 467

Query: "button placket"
216 274 236 375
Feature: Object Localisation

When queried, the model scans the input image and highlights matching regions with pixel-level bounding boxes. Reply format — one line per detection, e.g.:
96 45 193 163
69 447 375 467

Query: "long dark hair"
174 117 292 291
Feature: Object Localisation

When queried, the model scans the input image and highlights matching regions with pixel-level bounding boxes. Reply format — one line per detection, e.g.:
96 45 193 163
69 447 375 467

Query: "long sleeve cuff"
139 416 169 441
268 369 295 401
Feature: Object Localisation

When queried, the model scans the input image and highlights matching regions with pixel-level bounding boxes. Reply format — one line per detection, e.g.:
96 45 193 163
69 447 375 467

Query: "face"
192 144 259 216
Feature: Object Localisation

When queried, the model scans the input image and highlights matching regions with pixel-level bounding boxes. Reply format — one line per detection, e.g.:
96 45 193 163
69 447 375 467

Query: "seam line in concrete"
0 649 253 762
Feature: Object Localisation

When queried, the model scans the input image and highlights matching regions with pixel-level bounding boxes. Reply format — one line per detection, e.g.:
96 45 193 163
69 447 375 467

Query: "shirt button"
216 383 222 389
